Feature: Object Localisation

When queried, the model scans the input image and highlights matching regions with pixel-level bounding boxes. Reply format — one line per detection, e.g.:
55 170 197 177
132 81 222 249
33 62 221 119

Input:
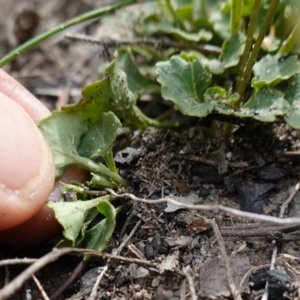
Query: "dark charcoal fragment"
268 269 291 299
198 185 210 197
258 165 285 180
249 268 268 290
236 180 275 213
151 234 162 254
191 163 224 184
114 147 145 167
144 244 155 259
250 268 291 300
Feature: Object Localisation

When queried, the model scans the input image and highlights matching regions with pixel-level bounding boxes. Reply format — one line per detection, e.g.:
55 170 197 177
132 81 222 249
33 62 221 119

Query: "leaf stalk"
236 0 280 101
230 0 243 35
235 0 261 100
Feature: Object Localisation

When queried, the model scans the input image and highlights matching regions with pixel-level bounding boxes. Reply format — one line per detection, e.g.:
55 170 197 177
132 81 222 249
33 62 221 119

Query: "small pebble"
135 267 149 279
151 277 160 287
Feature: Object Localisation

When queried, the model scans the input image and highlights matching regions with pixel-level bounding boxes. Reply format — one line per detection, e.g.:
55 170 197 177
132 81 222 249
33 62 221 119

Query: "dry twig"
182 266 197 300
31 275 50 300
210 219 242 300
105 189 300 225
113 219 142 256
65 33 222 54
89 266 108 300
0 248 158 300
0 258 38 267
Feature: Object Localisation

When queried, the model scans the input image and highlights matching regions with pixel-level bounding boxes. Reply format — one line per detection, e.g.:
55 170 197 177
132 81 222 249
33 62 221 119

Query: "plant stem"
236 0 280 101
79 157 127 187
105 151 118 173
0 0 136 67
165 0 186 30
235 0 261 100
279 20 300 54
230 0 243 35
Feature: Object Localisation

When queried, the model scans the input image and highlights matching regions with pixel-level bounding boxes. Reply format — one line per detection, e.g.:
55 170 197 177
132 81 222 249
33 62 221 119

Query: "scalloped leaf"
284 74 300 129
156 55 213 117
39 111 88 178
252 54 300 88
78 112 121 160
219 33 245 68
237 88 289 122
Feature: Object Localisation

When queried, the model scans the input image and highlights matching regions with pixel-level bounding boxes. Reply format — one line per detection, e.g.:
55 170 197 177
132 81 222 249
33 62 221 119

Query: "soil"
1 1 300 300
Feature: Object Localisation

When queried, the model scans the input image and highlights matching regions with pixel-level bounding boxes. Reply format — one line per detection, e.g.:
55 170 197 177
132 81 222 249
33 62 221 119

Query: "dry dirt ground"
1 1 300 300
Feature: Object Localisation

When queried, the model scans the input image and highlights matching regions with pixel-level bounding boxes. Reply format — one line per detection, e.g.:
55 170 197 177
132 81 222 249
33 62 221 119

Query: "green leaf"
219 32 245 69
117 50 160 95
156 55 213 117
284 74 300 128
81 199 116 251
63 50 179 130
237 88 289 122
180 51 224 74
48 196 112 245
39 110 125 185
284 74 300 104
78 112 121 171
39 111 88 178
87 173 117 189
252 54 300 88
205 87 239 115
157 23 213 42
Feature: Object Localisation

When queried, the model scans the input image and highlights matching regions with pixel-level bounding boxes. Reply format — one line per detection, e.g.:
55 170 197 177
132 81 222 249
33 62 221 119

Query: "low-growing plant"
1 0 300 251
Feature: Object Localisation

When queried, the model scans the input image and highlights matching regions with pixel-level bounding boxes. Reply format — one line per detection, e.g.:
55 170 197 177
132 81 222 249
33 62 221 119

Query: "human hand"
0 70 85 246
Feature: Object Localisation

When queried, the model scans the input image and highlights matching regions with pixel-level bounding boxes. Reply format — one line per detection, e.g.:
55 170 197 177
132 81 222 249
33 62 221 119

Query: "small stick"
0 247 158 300
182 266 197 300
0 258 38 267
113 220 142 255
0 248 73 300
32 275 50 300
210 219 242 300
65 33 222 54
127 244 146 260
105 189 300 225
89 265 108 300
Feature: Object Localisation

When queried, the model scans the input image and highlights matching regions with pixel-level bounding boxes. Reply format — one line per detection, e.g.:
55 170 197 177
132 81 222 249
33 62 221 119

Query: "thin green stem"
235 0 261 99
104 151 118 173
236 0 280 100
279 20 300 54
78 157 127 187
0 0 136 67
230 0 243 35
165 0 186 30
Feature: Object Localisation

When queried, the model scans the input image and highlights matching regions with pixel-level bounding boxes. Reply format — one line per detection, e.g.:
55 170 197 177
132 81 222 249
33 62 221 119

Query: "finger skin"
0 69 50 122
0 70 88 246
0 168 88 246
0 93 55 230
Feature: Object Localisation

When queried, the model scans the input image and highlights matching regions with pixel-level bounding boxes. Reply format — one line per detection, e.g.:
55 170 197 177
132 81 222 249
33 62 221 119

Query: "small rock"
151 277 161 287
135 267 149 279
165 236 193 248
151 234 162 254
114 147 145 167
144 244 155 259
258 165 285 180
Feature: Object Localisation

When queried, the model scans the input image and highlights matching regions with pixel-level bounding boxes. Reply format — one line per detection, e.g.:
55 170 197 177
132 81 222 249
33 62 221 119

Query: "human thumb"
0 91 55 230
